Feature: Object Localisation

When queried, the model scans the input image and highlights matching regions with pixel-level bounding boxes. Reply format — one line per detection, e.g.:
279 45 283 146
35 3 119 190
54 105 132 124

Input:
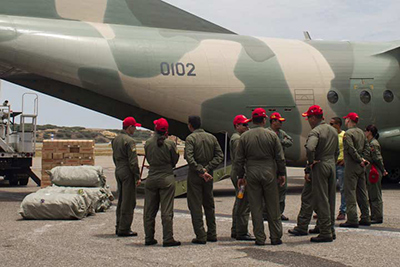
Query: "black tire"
19 177 29 186
385 168 400 183
8 177 19 186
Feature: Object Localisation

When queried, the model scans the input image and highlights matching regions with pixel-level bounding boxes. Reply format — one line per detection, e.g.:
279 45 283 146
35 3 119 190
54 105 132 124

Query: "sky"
2 0 400 129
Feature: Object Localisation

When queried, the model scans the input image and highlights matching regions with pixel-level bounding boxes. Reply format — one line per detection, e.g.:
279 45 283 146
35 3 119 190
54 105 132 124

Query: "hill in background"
35 124 154 144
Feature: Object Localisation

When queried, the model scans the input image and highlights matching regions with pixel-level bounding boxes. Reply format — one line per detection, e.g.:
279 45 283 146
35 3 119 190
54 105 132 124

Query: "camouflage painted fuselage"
0 0 399 168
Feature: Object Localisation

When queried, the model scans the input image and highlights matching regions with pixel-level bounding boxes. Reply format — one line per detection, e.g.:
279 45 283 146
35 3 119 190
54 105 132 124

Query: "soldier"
330 117 347 220
364 125 387 224
230 115 255 241
268 112 293 221
289 105 339 242
143 118 181 247
185 115 224 244
112 117 141 237
339 112 371 228
235 108 285 246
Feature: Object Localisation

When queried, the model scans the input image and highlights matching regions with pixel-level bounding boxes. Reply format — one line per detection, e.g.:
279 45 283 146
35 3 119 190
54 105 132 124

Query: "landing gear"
386 168 400 183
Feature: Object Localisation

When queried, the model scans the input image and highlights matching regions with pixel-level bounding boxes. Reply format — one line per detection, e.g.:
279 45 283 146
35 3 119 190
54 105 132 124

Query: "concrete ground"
1 156 400 266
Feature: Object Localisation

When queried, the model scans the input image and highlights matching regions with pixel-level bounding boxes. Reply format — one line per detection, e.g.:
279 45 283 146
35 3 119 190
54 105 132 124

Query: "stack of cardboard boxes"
41 140 95 187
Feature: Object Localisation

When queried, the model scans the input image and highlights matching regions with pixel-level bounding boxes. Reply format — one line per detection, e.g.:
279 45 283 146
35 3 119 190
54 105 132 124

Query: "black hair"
156 130 167 147
332 117 342 126
252 117 264 124
309 114 323 120
366 124 379 139
188 116 201 129
123 125 129 130
269 119 278 124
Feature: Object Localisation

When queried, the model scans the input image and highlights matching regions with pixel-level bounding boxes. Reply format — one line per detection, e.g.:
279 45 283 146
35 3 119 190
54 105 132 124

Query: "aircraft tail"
0 0 235 34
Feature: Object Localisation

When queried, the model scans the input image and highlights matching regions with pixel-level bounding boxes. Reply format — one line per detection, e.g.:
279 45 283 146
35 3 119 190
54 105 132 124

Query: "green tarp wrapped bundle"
20 166 114 220
49 166 106 187
19 186 114 219
19 188 89 220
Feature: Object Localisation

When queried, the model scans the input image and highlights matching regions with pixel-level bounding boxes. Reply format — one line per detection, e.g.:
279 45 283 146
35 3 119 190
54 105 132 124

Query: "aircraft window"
327 90 339 104
360 90 371 104
383 90 394 102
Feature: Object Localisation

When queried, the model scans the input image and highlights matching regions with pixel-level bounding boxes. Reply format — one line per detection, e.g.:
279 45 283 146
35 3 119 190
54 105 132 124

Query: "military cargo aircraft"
0 0 399 181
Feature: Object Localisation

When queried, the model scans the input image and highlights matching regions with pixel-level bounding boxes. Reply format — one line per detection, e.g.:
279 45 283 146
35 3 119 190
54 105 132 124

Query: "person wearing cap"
143 118 181 247
230 115 255 241
112 117 142 237
267 112 293 221
339 112 371 228
185 115 224 244
289 105 338 242
234 108 286 246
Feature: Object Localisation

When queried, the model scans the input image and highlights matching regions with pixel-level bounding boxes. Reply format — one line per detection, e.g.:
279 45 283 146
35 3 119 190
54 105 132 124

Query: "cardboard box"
80 159 95 165
42 153 52 160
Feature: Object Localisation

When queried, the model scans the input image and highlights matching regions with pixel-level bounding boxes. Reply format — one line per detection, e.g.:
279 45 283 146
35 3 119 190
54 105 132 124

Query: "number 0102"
160 62 196 76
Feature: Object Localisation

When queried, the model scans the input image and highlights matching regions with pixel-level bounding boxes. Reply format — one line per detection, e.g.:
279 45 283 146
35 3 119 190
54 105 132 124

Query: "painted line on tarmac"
133 205 400 238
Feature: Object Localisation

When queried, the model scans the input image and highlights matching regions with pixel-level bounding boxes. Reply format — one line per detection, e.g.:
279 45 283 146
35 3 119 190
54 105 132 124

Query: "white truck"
0 93 40 186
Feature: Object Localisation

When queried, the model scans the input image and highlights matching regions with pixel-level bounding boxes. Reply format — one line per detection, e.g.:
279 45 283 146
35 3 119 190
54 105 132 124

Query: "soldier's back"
312 123 338 160
112 133 134 165
240 127 278 161
187 129 217 165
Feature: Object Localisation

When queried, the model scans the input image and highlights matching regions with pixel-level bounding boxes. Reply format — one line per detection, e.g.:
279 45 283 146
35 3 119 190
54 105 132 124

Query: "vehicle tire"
19 177 29 186
8 177 19 186
385 168 400 183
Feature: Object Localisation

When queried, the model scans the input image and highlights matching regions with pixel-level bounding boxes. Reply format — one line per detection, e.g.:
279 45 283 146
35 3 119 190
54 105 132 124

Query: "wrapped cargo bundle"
19 188 89 220
19 186 114 219
49 166 106 187
20 166 114 220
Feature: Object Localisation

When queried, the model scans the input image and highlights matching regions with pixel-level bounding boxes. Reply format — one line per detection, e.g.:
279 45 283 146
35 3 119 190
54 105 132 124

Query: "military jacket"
230 132 240 164
268 127 293 151
365 138 385 173
184 129 224 174
305 121 339 173
112 132 140 181
145 134 180 179
235 125 286 178
343 126 370 166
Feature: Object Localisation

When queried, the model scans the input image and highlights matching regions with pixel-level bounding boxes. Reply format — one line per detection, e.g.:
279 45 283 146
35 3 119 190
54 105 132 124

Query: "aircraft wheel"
386 168 400 183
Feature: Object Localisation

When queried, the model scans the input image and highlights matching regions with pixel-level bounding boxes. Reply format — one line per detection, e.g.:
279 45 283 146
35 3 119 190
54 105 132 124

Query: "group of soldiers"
112 104 386 246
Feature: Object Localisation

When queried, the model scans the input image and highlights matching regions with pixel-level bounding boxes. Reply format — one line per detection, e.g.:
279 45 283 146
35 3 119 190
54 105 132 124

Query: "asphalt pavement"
1 156 400 266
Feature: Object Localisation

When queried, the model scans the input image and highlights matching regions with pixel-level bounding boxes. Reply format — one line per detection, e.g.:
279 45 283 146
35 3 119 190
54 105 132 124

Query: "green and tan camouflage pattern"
0 0 399 169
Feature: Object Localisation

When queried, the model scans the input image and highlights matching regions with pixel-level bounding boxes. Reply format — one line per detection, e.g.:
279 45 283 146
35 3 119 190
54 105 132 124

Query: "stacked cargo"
41 140 95 187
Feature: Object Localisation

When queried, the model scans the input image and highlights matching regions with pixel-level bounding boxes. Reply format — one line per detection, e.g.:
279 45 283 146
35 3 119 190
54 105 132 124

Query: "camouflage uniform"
305 121 339 238
230 132 251 238
268 127 293 214
235 126 286 244
112 132 140 234
143 134 180 243
185 129 224 242
365 138 385 222
343 127 371 225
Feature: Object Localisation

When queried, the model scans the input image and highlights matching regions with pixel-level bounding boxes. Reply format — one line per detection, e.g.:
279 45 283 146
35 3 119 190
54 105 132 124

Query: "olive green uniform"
343 127 371 224
268 127 293 214
235 126 286 243
185 129 224 242
143 134 180 243
112 132 140 234
305 121 339 238
365 138 384 221
230 132 251 238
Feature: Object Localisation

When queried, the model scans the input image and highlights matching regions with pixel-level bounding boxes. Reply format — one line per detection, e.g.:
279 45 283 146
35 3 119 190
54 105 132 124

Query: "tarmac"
1 155 400 267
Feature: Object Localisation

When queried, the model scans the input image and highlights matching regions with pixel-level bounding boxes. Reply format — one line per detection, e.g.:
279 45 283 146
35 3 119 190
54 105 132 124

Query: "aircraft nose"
379 127 400 152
